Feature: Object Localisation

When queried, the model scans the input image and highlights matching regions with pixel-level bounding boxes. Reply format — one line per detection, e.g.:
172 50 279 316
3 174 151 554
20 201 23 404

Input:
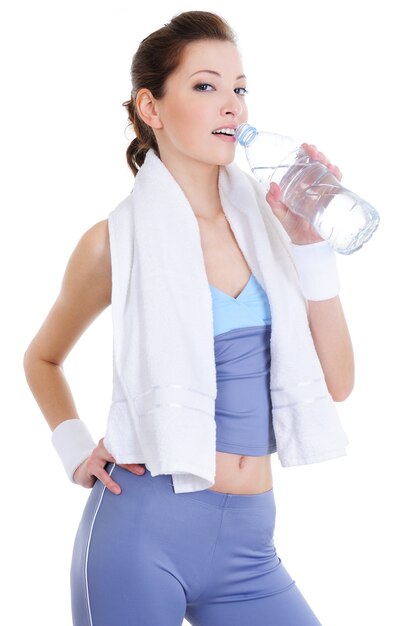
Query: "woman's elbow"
329 376 355 402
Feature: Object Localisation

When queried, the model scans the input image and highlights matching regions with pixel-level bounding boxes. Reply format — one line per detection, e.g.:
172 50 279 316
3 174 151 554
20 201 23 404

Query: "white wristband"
289 241 340 301
51 419 97 484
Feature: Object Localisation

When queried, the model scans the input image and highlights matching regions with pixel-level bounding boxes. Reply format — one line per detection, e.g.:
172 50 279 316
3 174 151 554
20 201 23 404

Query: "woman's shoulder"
74 218 109 263
83 218 109 251
74 219 111 287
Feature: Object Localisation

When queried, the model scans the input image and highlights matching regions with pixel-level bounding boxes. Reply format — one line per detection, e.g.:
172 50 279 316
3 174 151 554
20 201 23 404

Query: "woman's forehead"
177 41 244 78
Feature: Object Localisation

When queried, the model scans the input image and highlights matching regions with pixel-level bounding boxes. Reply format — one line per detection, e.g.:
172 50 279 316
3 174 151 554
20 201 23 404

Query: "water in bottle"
235 123 380 255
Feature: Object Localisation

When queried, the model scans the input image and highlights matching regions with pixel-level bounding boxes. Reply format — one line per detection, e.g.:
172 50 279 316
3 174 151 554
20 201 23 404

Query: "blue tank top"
209 273 277 456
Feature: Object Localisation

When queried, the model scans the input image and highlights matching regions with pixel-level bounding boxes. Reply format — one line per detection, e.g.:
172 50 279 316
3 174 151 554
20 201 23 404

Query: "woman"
23 10 354 626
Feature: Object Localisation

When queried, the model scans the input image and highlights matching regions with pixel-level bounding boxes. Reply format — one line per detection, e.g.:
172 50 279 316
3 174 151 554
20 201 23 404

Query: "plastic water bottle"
235 122 380 255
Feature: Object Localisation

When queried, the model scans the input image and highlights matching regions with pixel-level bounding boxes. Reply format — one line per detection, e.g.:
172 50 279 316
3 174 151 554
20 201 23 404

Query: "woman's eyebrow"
188 69 247 79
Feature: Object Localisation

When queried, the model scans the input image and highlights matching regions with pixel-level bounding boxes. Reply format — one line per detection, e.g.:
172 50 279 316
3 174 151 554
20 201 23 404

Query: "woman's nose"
221 95 243 118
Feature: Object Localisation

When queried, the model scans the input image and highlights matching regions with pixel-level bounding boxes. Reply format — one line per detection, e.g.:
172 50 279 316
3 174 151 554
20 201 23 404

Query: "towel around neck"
103 148 349 493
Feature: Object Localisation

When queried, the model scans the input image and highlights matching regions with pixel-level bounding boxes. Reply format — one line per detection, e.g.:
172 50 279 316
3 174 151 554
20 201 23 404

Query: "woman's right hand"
73 437 145 494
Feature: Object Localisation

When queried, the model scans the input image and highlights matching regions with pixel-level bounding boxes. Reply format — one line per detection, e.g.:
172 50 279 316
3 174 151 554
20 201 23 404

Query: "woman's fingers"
95 464 122 495
300 143 342 180
118 463 146 475
93 438 146 493
88 438 123 494
94 464 145 495
328 163 343 180
81 454 121 494
73 439 144 494
302 143 327 164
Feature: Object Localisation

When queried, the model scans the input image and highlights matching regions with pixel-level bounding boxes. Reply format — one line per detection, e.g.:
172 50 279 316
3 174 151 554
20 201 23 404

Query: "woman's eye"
194 84 249 96
194 83 214 92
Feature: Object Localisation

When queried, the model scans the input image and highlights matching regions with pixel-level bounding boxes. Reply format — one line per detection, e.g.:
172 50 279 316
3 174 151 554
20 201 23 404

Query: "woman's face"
151 40 249 167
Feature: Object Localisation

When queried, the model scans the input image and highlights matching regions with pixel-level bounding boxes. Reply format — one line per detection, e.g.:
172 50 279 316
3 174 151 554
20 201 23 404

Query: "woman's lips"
212 133 236 142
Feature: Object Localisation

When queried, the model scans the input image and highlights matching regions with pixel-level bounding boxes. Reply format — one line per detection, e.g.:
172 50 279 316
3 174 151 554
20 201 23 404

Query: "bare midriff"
208 451 273 494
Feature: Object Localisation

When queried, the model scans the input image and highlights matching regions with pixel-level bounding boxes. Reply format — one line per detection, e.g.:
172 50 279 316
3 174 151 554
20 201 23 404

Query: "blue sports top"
209 273 277 456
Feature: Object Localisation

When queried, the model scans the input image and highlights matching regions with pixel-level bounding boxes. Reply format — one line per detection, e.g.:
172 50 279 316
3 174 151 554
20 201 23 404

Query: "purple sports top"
209 273 277 456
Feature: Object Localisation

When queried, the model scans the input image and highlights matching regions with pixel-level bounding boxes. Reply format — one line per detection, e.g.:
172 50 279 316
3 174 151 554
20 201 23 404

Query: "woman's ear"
135 89 163 130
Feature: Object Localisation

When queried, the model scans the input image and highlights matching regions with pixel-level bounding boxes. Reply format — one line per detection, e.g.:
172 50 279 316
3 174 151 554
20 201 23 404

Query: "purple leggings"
70 463 322 625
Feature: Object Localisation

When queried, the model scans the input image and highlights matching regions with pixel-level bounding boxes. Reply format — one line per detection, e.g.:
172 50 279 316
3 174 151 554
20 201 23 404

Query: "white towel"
103 148 349 493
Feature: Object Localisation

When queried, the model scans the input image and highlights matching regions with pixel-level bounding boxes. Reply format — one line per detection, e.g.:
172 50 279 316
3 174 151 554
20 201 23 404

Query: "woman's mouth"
211 132 236 142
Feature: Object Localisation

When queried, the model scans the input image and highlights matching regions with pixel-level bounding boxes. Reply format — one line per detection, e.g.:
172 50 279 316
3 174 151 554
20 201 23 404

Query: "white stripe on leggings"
84 463 116 625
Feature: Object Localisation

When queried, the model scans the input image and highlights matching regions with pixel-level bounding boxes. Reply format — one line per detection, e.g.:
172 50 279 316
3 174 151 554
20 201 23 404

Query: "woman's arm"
23 219 113 487
307 296 354 402
23 219 112 432
265 142 355 402
23 218 145 492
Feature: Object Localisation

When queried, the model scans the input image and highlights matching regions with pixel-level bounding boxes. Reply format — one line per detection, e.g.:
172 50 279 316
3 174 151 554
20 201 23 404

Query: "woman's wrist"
51 418 97 483
289 240 340 301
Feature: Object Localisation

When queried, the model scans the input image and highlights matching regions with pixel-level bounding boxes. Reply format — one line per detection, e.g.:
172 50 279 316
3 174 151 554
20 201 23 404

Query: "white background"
2 1 416 624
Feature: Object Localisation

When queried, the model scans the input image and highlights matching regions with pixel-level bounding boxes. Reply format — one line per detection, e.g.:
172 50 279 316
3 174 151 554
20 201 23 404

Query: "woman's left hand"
265 143 343 245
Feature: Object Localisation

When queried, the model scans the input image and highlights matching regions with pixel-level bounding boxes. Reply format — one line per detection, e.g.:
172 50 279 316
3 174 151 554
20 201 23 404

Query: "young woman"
23 10 354 626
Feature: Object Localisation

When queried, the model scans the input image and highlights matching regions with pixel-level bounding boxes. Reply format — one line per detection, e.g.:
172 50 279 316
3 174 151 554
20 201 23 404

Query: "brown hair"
122 11 238 175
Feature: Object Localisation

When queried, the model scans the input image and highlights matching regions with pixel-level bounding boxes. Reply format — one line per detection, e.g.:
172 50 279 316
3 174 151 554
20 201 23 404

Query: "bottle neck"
235 123 257 146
